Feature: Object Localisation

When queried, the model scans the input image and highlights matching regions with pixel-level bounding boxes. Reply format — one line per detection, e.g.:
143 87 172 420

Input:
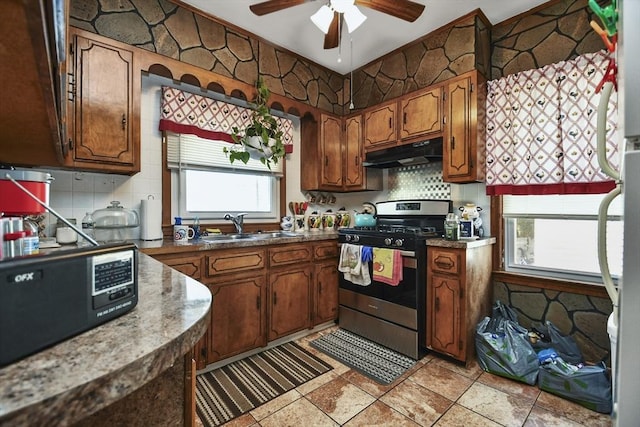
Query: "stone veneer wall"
491 0 603 79
494 282 613 365
350 14 490 112
490 0 613 366
69 0 346 114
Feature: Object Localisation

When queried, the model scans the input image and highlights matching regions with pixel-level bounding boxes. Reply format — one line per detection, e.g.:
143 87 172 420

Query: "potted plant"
223 77 286 169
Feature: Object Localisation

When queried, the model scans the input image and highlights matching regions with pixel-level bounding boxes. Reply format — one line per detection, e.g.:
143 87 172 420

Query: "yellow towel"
372 248 403 286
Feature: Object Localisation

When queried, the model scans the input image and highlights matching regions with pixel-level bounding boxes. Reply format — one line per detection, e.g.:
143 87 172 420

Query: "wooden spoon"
289 201 295 217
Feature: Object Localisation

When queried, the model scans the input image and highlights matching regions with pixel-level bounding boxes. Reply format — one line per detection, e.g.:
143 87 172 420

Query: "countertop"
426 236 496 249
0 253 212 426
137 230 339 256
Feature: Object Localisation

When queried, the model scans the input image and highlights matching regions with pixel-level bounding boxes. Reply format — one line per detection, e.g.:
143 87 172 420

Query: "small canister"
444 213 460 241
321 211 336 231
307 213 321 232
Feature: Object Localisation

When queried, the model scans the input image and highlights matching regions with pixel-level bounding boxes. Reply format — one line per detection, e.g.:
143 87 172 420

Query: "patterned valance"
485 50 619 195
159 86 294 153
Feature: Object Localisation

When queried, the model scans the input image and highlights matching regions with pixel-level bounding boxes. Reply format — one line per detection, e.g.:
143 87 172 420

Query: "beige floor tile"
379 379 453 426
305 376 377 424
343 401 420 426
258 398 338 427
477 371 540 402
457 382 534 427
341 369 397 398
295 370 340 395
248 389 301 421
408 362 474 401
433 403 502 426
535 391 613 427
220 412 258 427
524 406 587 427
430 356 484 380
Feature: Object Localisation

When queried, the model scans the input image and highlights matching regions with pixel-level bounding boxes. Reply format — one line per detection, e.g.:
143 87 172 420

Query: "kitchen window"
166 132 282 221
503 194 622 284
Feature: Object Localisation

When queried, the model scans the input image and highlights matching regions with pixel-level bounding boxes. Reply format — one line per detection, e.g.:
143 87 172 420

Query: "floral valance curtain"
485 50 619 195
159 86 294 153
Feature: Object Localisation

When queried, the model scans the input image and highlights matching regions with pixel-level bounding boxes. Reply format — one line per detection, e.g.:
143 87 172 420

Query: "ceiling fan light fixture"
330 0 354 13
344 6 367 33
310 5 334 34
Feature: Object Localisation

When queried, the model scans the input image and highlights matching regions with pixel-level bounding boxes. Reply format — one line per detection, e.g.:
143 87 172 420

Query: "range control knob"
352 235 360 243
384 238 393 246
394 239 404 247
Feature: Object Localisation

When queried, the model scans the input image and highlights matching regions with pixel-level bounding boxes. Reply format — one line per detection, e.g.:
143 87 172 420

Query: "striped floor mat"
310 329 416 385
196 342 332 426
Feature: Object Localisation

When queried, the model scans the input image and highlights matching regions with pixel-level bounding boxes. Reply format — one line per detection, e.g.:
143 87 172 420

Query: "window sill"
492 271 610 298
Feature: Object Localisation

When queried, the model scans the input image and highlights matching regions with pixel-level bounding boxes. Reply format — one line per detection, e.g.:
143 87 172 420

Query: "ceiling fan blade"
355 0 425 22
324 13 341 49
250 0 307 16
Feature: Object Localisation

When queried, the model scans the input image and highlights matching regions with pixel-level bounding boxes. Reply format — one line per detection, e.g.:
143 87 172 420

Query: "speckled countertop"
137 230 339 255
0 253 211 426
426 237 496 249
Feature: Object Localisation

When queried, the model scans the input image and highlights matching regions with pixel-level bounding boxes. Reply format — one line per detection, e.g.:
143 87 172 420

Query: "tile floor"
198 326 613 427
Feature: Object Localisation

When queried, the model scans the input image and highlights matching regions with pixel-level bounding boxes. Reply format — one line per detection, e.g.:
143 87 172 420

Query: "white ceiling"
181 0 551 75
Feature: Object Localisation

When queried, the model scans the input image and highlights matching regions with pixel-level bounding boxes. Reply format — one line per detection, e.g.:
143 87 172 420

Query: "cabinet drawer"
269 244 312 267
154 254 203 280
313 241 339 260
206 248 266 276
429 248 462 275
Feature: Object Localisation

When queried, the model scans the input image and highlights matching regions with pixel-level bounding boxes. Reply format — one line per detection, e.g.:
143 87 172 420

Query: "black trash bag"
530 321 583 365
476 301 539 385
538 357 612 414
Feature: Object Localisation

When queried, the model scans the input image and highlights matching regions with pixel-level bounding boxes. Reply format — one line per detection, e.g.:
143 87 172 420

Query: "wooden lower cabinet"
208 275 267 363
426 244 492 365
268 265 313 341
147 239 338 368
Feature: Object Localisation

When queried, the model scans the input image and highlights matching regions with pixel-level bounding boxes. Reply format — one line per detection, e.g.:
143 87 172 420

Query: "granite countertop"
426 236 496 249
138 230 339 256
0 253 212 426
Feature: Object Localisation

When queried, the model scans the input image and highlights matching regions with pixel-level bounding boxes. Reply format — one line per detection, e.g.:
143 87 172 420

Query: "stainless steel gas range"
337 199 452 359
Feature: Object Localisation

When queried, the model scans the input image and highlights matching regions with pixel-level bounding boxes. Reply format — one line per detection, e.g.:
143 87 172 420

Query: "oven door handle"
399 250 415 257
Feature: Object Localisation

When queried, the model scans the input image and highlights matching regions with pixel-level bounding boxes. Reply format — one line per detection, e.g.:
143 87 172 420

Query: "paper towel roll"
140 197 163 240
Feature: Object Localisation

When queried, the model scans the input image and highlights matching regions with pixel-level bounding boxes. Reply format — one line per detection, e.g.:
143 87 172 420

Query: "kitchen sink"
200 231 298 242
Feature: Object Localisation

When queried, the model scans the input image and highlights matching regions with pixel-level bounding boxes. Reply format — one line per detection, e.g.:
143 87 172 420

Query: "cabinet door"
344 115 364 190
320 114 343 189
399 86 443 141
154 254 203 280
69 31 139 174
269 244 312 268
268 266 312 341
443 71 483 183
314 261 339 325
208 276 267 363
363 102 397 150
429 273 463 360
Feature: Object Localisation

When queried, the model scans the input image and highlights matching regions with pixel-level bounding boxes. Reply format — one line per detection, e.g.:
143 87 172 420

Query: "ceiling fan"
250 0 426 49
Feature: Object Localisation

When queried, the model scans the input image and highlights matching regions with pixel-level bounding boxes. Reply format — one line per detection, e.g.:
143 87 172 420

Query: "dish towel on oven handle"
372 248 403 286
338 244 371 286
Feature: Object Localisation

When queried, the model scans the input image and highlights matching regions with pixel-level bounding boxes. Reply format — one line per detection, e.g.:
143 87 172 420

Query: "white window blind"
166 132 283 175
503 194 622 217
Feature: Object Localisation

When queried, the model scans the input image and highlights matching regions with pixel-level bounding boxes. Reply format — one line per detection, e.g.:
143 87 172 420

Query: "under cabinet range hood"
363 137 443 168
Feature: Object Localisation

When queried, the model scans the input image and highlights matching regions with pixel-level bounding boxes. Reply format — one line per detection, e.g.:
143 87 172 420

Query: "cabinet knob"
121 114 127 130
451 136 455 150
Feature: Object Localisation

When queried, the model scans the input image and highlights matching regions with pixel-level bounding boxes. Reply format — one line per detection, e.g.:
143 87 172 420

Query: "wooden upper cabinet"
363 101 397 151
344 114 364 190
399 86 443 142
443 70 485 183
66 28 140 175
320 114 344 190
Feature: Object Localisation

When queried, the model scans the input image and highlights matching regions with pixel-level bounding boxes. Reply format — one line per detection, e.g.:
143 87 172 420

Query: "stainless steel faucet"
224 213 247 234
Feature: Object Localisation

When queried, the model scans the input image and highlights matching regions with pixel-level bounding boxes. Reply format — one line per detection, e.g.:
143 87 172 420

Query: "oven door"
338 247 426 330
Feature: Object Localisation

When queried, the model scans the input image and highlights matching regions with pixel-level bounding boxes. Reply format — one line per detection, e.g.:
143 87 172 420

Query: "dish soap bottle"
444 213 460 241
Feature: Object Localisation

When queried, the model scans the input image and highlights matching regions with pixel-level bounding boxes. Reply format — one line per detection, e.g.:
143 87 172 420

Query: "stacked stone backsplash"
494 281 613 366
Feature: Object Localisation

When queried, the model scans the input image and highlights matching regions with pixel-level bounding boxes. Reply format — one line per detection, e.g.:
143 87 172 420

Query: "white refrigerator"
611 0 640 424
